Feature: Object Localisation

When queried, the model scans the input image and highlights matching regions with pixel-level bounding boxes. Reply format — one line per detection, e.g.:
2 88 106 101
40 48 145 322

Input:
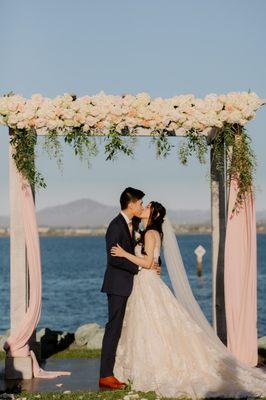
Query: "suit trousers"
100 293 128 378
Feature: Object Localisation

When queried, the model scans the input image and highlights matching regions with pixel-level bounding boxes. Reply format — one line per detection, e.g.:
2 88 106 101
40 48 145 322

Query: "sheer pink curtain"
4 173 71 378
224 178 258 366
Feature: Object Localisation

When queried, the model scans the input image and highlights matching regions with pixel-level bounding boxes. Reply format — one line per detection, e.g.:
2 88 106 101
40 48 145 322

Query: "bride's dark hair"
145 201 166 240
132 201 166 255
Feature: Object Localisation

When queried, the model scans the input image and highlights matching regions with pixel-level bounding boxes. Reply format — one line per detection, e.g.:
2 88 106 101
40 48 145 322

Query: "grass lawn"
49 348 101 359
9 390 266 400
11 390 174 400
1 348 265 400
0 348 100 360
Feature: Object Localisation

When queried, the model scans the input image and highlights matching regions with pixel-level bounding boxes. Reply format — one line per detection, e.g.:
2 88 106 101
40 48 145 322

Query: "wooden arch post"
208 128 227 344
6 128 39 379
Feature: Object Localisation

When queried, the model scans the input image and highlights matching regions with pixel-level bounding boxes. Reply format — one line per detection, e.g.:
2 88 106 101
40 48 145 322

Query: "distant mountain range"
0 198 266 228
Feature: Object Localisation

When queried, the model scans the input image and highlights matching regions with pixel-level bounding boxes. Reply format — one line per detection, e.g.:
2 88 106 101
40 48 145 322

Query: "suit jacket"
101 213 139 297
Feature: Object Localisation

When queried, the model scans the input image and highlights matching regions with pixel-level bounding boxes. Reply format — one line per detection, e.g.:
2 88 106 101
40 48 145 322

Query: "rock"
36 328 71 345
0 394 15 399
36 327 61 344
36 328 75 359
258 336 266 349
86 330 104 349
0 330 10 352
0 336 6 351
75 323 104 347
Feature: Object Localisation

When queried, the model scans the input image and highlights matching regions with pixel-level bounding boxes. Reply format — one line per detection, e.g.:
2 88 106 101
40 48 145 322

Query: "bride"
110 201 266 399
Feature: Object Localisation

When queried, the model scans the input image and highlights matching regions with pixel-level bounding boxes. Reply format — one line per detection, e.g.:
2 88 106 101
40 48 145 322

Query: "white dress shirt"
120 211 131 224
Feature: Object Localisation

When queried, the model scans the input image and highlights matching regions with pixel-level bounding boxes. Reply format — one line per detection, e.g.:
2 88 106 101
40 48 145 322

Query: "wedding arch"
0 90 264 378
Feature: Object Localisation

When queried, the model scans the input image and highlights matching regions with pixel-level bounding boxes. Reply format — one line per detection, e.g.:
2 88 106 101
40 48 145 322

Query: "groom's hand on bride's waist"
151 261 161 276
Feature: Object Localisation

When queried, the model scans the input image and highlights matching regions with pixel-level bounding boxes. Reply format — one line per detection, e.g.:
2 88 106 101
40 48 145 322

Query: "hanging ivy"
7 122 257 216
151 130 174 159
41 130 64 171
213 124 256 214
64 128 99 166
178 129 208 165
9 128 47 189
104 125 136 161
177 124 256 214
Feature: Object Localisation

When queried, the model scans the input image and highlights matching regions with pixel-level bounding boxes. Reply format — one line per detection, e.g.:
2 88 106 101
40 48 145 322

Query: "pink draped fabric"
224 178 258 366
4 173 71 378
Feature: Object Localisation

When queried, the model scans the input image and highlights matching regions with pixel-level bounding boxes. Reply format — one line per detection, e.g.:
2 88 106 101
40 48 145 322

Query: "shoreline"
0 225 266 237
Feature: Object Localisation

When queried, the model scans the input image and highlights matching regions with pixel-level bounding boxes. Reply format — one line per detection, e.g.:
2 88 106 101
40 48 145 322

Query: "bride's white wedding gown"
114 237 266 399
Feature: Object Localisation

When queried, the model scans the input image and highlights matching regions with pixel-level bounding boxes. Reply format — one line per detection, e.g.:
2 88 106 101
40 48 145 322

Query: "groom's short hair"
120 187 145 210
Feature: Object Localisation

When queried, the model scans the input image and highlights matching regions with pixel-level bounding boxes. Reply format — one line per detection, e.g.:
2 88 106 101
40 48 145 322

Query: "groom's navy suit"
100 213 139 378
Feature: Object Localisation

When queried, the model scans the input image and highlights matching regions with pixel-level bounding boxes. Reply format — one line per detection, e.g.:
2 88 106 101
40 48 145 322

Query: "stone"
0 329 10 351
75 323 104 347
86 330 104 349
0 336 6 352
36 327 61 344
258 336 266 349
0 330 10 352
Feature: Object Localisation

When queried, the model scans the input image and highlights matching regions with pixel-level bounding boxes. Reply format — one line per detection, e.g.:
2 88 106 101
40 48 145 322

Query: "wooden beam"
34 127 190 137
210 134 227 344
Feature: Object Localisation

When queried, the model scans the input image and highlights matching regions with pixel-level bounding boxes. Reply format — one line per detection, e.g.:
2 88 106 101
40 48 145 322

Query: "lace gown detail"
114 242 266 399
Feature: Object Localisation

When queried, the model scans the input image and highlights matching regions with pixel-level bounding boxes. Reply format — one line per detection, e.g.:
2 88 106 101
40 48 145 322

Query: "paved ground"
0 358 100 393
1 358 265 395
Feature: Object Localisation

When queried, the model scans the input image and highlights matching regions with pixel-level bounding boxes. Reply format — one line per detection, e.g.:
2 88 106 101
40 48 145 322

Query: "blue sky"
0 0 265 214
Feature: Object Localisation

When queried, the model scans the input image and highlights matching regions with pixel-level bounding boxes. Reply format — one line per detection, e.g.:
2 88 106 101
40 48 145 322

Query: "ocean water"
0 234 265 337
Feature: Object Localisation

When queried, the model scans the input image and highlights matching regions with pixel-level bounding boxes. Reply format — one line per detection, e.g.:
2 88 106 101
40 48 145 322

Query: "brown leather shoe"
99 376 126 389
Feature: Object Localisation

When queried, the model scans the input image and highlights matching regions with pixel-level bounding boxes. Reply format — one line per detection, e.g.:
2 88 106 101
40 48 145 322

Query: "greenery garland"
178 129 208 165
212 124 256 214
9 128 47 189
104 125 137 161
151 130 174 159
8 123 256 215
177 124 256 214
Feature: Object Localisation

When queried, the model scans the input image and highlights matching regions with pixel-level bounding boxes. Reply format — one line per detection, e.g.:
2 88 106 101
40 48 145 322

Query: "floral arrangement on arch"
0 90 264 213
0 91 264 136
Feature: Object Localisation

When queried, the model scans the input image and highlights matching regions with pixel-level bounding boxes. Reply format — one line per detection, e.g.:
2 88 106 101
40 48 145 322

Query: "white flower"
135 231 141 240
133 92 151 108
0 91 264 135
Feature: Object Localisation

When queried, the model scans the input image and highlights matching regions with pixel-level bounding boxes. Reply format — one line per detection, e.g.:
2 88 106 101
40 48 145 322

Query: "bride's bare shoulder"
144 230 161 250
144 229 160 240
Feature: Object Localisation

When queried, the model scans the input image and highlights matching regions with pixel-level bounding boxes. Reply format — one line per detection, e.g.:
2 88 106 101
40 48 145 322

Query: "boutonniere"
134 228 143 245
135 230 141 241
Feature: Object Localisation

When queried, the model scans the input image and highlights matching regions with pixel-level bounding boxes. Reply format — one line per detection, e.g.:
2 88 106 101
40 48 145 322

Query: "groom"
99 187 160 389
